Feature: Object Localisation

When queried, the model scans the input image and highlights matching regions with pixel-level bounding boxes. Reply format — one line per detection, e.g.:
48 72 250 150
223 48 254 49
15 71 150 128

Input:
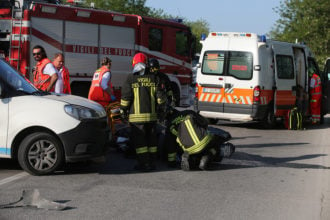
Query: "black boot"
181 152 190 171
199 154 210 170
220 142 235 158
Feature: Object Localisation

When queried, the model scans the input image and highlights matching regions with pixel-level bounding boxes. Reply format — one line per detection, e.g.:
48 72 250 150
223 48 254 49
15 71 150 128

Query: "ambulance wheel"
18 132 64 176
263 109 276 129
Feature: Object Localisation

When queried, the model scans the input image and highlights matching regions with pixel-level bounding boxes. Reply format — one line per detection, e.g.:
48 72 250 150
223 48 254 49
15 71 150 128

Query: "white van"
0 59 109 175
195 32 325 126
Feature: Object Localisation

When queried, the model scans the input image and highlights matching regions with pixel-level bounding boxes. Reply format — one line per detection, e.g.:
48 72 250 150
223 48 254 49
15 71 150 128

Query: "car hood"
43 94 104 112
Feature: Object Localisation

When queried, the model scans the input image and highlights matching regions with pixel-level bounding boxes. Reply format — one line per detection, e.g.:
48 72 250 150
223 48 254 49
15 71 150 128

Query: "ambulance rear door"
222 50 254 115
272 43 296 115
197 50 226 113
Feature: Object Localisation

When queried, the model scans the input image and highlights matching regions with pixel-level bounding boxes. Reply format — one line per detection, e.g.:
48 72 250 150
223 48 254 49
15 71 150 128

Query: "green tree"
81 0 151 15
185 19 209 53
270 0 329 65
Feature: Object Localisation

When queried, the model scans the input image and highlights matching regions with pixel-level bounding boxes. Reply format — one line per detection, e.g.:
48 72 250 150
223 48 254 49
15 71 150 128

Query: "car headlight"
64 104 106 120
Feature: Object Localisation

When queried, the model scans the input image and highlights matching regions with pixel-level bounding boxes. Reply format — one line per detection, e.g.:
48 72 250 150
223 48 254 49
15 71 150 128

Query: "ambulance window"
201 51 225 75
149 28 162 51
276 55 294 79
228 52 253 79
176 31 188 56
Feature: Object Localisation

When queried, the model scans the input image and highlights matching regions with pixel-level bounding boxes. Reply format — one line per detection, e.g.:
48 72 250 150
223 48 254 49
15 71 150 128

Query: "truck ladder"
8 0 23 71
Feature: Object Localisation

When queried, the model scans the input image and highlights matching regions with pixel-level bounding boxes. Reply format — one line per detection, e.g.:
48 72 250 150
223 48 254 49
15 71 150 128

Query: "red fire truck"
0 0 194 106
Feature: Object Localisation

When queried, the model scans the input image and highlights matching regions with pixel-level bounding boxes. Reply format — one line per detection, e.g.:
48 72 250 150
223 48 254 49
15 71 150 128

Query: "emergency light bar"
209 32 253 38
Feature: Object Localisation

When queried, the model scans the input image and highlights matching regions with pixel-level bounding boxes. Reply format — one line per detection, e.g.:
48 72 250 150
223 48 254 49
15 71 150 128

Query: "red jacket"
88 65 112 107
61 66 71 94
33 58 54 91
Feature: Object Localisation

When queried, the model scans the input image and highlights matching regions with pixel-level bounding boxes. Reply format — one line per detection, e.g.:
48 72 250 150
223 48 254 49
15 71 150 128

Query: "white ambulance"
195 32 325 127
0 58 109 175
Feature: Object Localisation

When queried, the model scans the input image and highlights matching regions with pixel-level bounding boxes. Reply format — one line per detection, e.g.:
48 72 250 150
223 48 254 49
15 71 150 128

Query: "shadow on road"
216 151 330 170
238 142 309 148
0 159 21 171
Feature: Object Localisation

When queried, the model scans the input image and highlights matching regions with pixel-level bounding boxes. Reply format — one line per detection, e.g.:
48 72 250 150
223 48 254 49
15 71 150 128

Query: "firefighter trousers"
130 122 158 166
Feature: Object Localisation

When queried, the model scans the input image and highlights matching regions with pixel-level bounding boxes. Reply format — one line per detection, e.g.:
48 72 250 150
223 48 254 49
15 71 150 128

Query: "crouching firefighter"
165 108 235 171
120 53 166 172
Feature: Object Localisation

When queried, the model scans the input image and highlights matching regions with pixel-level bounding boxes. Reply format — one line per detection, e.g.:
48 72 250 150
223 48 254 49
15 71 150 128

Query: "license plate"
203 88 221 93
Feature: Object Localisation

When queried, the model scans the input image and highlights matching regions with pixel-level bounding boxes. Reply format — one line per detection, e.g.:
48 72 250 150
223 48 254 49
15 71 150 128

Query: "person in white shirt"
32 45 58 92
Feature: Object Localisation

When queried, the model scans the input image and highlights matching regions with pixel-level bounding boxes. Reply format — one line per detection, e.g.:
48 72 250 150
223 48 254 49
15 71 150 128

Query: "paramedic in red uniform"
32 45 58 92
308 67 322 124
53 53 71 94
88 57 116 107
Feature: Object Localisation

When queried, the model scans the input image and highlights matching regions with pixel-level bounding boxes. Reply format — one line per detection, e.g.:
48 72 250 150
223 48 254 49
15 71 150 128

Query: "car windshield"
0 59 37 94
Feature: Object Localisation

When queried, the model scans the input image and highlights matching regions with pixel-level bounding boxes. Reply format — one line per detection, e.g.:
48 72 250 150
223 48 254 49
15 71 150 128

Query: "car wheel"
18 132 64 175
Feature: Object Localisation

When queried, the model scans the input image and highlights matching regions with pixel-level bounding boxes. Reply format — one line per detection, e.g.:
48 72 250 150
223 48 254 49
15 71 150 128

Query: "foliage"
80 0 151 15
185 19 209 53
270 0 330 66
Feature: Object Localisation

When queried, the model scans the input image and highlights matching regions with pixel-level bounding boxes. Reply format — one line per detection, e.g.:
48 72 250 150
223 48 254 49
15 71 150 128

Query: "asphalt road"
0 116 330 220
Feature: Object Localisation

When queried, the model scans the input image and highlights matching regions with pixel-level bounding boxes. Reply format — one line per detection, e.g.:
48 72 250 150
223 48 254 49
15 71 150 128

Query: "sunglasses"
33 52 41 56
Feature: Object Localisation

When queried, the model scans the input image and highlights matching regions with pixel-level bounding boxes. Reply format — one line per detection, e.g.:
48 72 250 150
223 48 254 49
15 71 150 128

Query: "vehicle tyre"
263 108 276 129
208 118 218 125
18 132 64 176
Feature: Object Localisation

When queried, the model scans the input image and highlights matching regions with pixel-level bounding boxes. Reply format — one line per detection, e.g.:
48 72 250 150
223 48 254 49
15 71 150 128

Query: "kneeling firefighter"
165 108 235 170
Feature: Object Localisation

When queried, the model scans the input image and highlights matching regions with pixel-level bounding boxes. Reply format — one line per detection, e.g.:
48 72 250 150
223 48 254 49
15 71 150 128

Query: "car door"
0 82 9 156
324 58 330 112
272 44 296 115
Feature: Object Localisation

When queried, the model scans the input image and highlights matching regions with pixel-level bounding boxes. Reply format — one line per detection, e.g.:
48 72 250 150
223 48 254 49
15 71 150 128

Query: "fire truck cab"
195 32 327 127
0 0 194 106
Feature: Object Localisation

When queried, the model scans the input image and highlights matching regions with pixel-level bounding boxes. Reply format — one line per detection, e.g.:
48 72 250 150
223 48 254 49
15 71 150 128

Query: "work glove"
120 109 128 121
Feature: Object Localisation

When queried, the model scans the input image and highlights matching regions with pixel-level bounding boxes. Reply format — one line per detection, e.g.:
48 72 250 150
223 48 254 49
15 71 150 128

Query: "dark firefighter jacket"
157 71 175 106
169 109 214 155
120 71 166 123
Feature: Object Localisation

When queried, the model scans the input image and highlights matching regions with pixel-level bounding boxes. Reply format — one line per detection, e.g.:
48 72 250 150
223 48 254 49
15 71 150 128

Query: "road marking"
0 172 28 186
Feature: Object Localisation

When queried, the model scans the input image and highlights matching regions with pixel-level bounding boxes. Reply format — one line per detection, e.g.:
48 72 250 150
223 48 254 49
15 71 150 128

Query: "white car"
0 59 109 175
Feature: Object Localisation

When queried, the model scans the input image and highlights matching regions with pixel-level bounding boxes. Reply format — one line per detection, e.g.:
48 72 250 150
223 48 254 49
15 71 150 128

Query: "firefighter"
308 67 322 124
166 107 235 171
53 53 71 94
149 58 175 106
88 57 116 108
120 53 166 171
32 45 58 92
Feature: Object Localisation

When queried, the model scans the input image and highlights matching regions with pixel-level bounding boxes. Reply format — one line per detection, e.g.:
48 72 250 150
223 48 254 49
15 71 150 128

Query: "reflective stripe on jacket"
120 72 166 123
171 114 213 155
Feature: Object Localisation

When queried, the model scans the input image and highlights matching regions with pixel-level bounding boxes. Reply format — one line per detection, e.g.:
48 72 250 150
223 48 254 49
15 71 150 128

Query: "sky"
145 0 281 35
